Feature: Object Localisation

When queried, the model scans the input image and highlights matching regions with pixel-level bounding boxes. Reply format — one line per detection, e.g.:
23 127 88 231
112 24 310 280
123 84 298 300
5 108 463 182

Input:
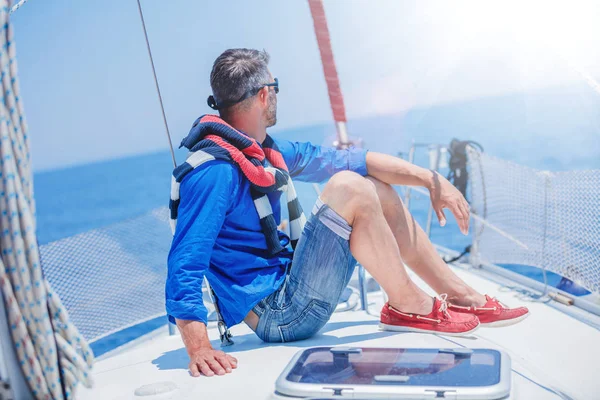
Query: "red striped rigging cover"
308 0 347 124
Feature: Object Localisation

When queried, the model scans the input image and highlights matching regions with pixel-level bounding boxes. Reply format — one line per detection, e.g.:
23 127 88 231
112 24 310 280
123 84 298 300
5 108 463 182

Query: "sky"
10 0 600 171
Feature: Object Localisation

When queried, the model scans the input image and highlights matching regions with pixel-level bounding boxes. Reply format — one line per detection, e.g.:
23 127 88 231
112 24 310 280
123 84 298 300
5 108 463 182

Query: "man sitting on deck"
166 48 529 378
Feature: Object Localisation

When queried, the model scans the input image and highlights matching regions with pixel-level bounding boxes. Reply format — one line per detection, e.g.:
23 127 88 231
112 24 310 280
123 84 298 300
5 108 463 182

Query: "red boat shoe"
448 295 529 327
379 294 480 337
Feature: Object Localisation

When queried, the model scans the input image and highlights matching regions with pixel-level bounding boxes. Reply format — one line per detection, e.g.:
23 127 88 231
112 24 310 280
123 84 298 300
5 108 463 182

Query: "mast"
307 0 350 148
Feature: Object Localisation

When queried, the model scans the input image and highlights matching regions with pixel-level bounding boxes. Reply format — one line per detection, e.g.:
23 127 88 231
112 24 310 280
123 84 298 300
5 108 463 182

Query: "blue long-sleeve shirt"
166 139 369 327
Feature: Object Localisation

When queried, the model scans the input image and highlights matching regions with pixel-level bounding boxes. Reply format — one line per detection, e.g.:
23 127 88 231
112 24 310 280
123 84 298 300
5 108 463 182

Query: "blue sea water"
33 86 599 355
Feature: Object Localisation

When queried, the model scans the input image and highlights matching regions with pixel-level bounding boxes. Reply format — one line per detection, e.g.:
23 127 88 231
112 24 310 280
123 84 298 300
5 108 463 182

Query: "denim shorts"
252 198 357 343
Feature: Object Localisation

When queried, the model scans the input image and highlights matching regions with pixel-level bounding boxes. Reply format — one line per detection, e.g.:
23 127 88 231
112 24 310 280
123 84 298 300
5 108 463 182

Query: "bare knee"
324 172 378 206
321 172 379 224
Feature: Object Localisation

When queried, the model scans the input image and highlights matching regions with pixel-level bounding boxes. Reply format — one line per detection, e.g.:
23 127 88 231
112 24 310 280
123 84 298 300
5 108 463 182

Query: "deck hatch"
275 346 511 399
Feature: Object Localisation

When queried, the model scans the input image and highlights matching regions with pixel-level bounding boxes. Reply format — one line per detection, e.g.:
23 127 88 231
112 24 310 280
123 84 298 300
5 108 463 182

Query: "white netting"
468 148 600 294
39 207 172 343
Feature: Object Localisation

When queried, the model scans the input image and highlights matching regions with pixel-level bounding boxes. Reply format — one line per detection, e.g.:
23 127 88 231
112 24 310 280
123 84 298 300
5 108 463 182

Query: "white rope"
9 0 28 14
0 3 93 399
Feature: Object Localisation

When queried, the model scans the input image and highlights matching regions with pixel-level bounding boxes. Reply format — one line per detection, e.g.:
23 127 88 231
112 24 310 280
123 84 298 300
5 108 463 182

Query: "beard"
264 92 277 128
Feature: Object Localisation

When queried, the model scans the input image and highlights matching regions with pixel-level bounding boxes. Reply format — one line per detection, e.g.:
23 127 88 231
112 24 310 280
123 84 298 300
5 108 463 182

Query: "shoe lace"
494 297 509 309
438 293 451 319
474 296 502 311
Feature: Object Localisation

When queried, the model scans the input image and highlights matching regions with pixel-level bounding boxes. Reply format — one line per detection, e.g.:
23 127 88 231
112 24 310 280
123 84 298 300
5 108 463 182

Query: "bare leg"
366 176 486 307
320 172 434 315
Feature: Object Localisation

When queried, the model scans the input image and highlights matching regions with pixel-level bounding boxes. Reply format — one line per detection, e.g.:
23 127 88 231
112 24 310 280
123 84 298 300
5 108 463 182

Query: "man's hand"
427 171 470 235
188 348 238 377
176 319 238 377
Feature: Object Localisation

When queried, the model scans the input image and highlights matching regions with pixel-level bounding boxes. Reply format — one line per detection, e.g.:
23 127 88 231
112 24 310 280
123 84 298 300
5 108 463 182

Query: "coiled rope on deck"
0 3 93 399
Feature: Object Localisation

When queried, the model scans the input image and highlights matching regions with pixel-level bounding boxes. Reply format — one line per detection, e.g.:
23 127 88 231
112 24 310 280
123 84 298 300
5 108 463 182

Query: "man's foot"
448 295 529 327
379 294 480 337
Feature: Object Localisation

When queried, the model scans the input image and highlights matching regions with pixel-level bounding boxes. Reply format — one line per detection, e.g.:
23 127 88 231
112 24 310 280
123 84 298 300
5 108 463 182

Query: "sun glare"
450 1 600 93
455 1 596 50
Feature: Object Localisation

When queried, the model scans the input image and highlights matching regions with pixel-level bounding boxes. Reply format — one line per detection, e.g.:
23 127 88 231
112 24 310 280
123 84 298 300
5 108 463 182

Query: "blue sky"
11 0 600 171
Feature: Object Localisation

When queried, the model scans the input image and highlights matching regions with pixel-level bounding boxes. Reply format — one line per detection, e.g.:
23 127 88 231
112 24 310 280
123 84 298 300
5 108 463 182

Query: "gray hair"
210 48 271 111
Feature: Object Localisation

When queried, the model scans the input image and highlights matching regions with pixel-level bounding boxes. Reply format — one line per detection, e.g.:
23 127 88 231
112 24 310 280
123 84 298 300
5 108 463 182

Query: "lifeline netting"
39 207 172 343
468 147 600 294
37 148 600 346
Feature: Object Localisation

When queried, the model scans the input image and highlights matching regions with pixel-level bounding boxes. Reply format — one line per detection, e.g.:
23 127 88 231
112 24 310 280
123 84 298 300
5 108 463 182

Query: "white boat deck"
78 264 600 400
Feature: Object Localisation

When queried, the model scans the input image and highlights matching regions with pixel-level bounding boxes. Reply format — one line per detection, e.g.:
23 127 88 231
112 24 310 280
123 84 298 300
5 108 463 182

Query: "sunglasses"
207 78 279 110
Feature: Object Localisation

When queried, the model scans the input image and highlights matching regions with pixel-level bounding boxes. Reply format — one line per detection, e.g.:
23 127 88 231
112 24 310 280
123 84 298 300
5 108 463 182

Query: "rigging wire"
439 336 573 400
10 1 180 170
135 0 177 168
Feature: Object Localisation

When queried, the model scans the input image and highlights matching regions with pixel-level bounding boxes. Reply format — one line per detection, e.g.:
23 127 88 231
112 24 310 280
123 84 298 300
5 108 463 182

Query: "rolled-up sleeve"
166 161 234 325
275 139 368 183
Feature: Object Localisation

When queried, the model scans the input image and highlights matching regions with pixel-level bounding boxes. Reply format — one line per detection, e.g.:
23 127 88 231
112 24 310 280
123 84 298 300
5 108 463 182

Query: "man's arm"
365 152 471 235
275 139 469 234
166 161 238 376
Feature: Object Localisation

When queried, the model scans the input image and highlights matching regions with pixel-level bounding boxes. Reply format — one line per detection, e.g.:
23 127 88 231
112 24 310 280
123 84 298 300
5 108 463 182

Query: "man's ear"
258 87 269 107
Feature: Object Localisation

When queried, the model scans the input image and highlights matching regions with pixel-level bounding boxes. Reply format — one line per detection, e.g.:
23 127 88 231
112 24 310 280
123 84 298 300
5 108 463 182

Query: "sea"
33 86 599 356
